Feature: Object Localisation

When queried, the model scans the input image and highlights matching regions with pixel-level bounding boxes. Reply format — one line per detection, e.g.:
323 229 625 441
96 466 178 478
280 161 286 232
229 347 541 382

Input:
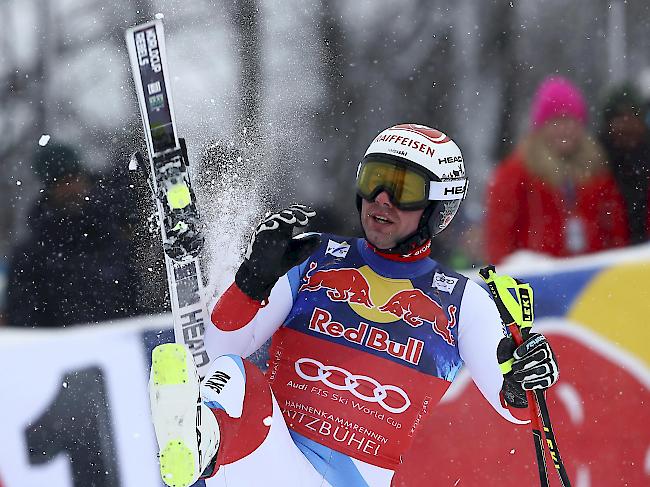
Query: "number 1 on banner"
25 367 120 487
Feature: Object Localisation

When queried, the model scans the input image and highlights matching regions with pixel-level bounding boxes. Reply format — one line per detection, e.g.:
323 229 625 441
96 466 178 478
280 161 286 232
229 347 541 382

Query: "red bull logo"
300 262 374 308
301 263 458 346
309 308 424 365
378 289 457 346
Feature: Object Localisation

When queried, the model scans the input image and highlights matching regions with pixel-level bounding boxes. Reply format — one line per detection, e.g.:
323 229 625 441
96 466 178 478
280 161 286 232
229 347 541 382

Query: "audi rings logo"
294 358 411 414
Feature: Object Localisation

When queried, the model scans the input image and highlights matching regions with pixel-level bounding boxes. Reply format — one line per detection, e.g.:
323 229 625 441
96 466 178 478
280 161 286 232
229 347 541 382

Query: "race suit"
202 234 526 486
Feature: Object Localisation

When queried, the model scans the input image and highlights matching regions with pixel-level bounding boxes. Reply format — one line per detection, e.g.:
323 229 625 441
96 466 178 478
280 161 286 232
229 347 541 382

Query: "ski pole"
479 265 572 487
535 388 572 486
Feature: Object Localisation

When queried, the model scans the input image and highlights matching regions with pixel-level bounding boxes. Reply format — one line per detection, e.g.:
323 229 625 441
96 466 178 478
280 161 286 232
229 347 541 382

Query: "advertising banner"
397 246 650 486
0 316 173 487
1 245 649 486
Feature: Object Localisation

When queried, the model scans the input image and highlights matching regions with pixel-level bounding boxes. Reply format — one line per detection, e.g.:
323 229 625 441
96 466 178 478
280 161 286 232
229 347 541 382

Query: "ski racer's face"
361 191 424 249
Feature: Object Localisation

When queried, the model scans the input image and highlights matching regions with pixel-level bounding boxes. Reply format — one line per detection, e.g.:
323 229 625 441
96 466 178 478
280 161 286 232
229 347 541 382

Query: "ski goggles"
356 158 467 210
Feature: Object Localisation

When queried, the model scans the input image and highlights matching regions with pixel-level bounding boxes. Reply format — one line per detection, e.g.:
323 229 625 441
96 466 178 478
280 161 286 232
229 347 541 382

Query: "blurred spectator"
485 76 628 264
5 143 135 328
598 83 650 244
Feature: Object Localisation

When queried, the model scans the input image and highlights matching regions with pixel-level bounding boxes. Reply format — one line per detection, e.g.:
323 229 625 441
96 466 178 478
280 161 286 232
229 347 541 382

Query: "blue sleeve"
287 258 311 301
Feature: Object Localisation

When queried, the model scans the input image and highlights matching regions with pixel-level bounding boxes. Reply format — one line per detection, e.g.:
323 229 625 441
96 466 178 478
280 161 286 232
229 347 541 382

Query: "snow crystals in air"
38 134 51 146
155 12 164 20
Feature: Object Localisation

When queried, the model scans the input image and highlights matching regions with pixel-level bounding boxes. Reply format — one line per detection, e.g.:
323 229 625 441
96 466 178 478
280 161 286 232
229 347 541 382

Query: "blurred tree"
0 0 51 255
311 0 358 235
486 1 519 161
1 0 156 251
229 0 262 142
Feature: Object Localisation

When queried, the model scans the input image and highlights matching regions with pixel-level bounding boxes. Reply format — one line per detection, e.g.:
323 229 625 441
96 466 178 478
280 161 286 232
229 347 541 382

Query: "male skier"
148 123 559 486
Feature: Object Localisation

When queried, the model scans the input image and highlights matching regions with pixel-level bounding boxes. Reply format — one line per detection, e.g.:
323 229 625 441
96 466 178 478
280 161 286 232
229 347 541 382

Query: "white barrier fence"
0 315 174 487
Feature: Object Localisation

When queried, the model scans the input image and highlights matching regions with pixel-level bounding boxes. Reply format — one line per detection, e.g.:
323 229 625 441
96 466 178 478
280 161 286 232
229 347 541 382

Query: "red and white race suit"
201 235 526 486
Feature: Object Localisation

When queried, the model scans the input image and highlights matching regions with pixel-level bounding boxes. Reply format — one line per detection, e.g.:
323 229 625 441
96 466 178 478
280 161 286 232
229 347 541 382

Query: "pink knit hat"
530 76 588 128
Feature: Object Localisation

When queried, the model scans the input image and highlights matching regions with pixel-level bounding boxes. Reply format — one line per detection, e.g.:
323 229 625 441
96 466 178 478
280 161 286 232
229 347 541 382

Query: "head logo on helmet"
357 123 468 255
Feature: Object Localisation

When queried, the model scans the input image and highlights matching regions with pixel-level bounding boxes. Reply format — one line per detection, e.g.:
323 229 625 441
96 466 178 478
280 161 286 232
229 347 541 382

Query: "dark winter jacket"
6 195 133 328
600 139 650 244
597 83 650 244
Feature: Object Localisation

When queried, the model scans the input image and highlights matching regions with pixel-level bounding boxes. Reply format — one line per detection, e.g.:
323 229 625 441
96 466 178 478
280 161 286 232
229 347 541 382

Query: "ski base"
150 343 201 487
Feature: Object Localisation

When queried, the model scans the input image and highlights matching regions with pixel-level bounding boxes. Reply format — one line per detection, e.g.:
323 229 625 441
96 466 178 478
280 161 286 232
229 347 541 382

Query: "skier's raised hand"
235 204 321 302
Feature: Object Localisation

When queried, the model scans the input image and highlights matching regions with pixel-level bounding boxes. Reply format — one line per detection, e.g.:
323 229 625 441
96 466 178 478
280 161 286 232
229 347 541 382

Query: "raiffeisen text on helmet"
373 133 437 158
364 124 465 179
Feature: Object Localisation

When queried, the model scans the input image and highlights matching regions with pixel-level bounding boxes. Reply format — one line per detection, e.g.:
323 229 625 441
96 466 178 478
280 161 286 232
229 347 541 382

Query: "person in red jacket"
485 76 629 264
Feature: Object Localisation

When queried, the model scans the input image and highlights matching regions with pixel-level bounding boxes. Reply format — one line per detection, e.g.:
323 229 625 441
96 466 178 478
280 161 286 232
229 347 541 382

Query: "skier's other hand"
235 204 321 302
497 332 559 408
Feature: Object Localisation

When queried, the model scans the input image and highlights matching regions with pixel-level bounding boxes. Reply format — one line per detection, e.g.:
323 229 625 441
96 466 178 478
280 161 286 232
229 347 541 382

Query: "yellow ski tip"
151 344 189 386
159 439 196 487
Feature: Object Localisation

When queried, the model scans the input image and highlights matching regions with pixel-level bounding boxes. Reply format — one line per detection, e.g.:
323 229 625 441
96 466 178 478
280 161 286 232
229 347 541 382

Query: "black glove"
497 332 559 408
235 204 321 302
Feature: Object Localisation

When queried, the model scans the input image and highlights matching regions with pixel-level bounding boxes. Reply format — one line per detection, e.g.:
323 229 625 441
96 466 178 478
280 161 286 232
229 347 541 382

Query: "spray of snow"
193 136 266 305
194 3 325 304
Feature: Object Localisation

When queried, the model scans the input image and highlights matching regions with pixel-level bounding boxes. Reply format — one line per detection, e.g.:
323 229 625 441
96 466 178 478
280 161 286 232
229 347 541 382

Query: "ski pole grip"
479 265 515 325
479 265 534 338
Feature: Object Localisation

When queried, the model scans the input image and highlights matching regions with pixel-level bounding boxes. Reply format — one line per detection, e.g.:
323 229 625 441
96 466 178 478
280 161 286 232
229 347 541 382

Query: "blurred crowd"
484 76 650 264
2 75 650 328
434 75 650 269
